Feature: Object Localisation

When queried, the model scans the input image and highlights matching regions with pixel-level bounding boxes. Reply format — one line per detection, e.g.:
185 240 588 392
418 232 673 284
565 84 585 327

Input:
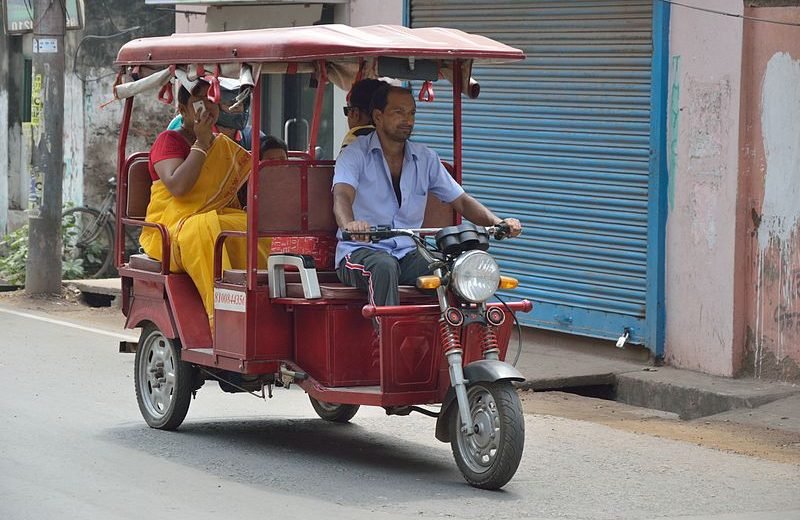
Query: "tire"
449 382 525 490
61 207 114 279
134 324 195 430
309 396 359 423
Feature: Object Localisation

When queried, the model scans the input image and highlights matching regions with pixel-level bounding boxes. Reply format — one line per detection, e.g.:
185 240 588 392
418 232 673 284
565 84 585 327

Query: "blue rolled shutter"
411 0 655 345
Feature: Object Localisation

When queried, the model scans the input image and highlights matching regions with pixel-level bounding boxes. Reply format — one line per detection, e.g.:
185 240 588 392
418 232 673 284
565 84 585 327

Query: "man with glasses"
340 78 390 151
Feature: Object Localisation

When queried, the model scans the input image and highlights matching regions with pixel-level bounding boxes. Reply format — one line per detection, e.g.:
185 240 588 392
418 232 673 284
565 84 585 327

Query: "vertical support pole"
25 0 66 294
646 0 671 360
248 81 262 291
308 61 327 160
452 59 463 225
0 19 9 236
115 97 134 268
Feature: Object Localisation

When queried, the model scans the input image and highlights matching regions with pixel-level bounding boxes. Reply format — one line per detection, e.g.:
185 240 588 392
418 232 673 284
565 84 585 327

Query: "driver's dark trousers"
336 248 432 308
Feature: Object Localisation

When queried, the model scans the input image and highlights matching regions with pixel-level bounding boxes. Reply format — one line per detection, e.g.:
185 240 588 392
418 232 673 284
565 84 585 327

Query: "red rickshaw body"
113 25 529 408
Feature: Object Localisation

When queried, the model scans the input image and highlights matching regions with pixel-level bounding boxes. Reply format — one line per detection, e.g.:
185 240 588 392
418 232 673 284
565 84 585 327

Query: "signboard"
3 0 84 34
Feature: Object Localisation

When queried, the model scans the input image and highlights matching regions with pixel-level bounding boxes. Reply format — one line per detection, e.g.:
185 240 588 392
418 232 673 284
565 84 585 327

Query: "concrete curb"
615 368 800 420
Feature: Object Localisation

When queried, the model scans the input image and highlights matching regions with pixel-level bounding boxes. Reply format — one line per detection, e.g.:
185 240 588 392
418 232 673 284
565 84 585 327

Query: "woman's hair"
260 135 288 156
177 79 210 107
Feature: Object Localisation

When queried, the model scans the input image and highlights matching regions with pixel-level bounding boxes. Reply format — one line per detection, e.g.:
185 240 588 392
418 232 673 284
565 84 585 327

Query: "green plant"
0 217 88 286
0 224 30 285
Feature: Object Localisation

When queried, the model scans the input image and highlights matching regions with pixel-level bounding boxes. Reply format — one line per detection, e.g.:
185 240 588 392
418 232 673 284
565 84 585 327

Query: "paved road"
1 306 799 520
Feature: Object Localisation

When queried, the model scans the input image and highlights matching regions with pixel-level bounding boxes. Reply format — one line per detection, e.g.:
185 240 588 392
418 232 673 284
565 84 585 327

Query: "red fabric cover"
271 235 337 271
148 130 191 181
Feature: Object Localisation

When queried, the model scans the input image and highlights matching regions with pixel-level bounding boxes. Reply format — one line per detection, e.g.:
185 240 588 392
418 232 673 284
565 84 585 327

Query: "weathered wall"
205 4 323 31
739 6 800 381
665 1 744 376
1 0 174 233
76 0 175 207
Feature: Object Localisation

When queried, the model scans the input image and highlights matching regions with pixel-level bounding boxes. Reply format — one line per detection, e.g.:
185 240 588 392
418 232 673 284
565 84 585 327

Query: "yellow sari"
140 134 270 324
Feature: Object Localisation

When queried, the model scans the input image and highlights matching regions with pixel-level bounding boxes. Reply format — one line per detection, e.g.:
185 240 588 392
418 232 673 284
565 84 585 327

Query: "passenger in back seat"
139 79 270 327
333 85 522 310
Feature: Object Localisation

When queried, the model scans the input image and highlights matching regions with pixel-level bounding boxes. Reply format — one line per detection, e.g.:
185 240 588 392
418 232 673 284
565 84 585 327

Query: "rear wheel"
449 382 525 490
61 207 114 279
309 396 359 423
134 324 195 430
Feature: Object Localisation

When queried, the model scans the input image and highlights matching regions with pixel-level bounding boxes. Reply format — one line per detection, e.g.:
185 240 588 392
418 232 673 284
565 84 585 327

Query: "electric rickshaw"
112 24 530 489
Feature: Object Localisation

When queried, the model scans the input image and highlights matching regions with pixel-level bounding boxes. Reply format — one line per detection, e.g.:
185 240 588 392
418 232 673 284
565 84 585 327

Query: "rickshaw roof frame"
114 24 525 68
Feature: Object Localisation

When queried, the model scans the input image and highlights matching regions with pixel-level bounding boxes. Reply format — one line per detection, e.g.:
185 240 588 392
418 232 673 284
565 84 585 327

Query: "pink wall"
739 7 800 381
665 1 743 376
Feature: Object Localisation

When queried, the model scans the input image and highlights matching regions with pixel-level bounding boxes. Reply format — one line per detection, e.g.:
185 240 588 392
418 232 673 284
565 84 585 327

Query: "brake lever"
492 221 511 240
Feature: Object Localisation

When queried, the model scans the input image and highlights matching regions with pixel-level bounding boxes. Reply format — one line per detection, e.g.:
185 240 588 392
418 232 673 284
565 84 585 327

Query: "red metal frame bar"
307 60 327 160
121 218 170 274
452 60 464 225
213 229 247 281
247 79 262 291
362 300 532 318
115 97 134 268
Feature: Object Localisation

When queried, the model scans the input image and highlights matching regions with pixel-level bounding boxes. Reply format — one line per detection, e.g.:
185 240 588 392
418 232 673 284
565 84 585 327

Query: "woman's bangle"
190 146 208 157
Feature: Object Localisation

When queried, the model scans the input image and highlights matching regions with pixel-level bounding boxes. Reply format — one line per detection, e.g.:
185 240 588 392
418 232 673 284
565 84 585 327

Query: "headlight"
451 250 500 303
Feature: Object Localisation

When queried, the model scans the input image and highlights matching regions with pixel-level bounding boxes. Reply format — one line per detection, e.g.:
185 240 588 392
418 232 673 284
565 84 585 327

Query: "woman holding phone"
139 80 270 328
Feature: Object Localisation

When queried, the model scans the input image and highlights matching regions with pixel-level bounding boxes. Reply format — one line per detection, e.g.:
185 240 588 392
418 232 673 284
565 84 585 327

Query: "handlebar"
341 223 512 242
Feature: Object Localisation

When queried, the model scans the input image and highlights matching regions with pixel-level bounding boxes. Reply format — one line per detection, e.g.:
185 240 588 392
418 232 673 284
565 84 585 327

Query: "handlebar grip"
341 231 352 241
494 221 511 240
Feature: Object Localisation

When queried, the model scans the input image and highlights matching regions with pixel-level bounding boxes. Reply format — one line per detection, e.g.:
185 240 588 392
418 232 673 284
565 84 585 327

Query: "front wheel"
134 324 196 430
309 396 359 423
449 382 525 490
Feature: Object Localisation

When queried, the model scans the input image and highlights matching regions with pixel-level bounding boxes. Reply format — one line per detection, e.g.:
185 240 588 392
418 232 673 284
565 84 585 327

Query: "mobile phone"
192 100 204 113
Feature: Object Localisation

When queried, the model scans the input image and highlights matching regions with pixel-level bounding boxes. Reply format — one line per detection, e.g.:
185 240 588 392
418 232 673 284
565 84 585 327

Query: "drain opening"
538 384 617 401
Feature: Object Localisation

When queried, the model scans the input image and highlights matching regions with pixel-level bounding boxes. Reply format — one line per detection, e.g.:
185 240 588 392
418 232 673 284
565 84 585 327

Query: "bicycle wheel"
62 207 114 279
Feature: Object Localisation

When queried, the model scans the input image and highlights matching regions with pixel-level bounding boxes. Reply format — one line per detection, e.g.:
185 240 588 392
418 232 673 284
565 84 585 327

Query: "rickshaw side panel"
123 276 177 339
294 304 378 386
380 313 441 394
214 288 293 363
164 274 213 348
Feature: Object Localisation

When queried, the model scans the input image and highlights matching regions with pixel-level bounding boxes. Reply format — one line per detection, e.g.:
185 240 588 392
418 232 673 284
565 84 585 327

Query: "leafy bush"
0 219 87 286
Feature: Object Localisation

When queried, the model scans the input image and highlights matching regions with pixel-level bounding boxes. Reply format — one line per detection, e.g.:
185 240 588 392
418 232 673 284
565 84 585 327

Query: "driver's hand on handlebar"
343 220 371 242
499 218 522 237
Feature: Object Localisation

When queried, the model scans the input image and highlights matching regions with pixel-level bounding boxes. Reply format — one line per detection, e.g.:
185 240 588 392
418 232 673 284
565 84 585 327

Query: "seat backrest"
422 161 457 228
126 155 152 220
257 162 337 234
257 159 457 233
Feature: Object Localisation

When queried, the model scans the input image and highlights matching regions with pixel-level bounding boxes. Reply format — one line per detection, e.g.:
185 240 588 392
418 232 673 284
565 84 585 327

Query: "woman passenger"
139 80 270 327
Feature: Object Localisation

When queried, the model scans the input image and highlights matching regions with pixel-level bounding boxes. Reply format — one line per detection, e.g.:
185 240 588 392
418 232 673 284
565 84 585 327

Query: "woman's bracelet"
190 146 208 157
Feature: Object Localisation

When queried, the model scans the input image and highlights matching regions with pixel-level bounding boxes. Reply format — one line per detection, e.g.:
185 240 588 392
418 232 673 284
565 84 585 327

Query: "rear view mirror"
377 57 438 81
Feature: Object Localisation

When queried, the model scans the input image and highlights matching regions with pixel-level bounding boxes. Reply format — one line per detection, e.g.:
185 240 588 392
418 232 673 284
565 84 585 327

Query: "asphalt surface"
2 305 799 520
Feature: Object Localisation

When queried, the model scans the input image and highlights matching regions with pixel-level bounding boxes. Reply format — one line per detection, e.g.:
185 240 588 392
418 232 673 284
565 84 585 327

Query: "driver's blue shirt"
333 132 464 267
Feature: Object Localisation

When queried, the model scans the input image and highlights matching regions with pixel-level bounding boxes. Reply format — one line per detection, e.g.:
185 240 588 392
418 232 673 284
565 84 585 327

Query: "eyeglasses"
343 106 366 116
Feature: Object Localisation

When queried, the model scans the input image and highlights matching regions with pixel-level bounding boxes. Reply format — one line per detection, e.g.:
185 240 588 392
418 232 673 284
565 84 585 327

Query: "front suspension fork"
441 320 475 436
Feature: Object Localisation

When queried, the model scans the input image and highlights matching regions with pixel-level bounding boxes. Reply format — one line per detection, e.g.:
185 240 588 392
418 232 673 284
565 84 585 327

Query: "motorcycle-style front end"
416 223 530 490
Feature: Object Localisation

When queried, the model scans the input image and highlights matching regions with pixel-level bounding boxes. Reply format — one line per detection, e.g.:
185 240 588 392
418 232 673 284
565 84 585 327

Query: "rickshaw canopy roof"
115 24 524 67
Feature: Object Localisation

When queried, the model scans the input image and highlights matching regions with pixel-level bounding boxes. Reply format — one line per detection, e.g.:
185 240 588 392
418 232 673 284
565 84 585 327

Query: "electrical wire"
660 0 800 28
494 293 524 367
72 13 172 83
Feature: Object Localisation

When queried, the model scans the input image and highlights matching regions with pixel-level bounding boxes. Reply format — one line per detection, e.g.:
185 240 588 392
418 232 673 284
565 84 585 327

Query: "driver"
332 85 522 309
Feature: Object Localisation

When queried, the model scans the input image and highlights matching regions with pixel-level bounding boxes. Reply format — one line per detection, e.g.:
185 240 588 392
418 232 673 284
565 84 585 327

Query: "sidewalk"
71 278 800 434
514 327 800 433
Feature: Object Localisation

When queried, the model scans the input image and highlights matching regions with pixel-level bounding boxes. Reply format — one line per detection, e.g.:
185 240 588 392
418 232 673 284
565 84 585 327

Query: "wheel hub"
457 388 501 473
139 335 176 417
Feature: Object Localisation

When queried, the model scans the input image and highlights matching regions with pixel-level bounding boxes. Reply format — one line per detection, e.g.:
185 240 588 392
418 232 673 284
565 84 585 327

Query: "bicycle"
62 177 140 279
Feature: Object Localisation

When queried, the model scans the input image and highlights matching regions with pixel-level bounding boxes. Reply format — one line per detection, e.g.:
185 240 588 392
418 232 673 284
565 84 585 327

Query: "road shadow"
103 415 524 507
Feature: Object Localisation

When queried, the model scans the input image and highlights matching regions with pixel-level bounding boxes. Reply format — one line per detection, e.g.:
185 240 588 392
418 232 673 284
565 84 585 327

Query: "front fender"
434 360 525 442
463 359 525 384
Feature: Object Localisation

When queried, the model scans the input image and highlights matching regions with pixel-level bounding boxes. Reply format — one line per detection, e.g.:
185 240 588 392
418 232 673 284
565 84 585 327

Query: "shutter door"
411 0 654 344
